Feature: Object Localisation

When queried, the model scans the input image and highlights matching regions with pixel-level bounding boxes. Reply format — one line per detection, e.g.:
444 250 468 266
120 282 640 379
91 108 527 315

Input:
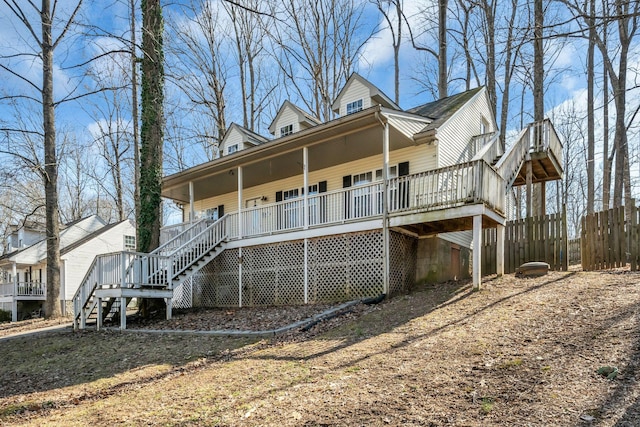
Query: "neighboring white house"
0 215 136 321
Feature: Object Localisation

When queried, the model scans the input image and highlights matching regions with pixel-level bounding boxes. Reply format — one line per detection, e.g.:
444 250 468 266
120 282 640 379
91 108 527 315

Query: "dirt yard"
1 270 639 426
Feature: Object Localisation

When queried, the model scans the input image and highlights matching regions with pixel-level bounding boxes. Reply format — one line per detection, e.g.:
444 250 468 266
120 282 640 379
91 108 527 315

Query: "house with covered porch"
73 73 562 330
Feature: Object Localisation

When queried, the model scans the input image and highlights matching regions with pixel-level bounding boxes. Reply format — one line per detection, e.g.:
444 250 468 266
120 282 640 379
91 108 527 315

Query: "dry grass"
1 270 640 426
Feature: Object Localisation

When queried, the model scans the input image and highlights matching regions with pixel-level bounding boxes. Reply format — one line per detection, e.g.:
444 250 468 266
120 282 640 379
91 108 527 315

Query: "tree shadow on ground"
247 273 574 365
0 329 260 402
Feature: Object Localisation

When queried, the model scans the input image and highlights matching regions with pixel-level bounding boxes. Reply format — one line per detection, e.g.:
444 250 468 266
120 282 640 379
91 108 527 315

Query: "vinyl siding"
273 106 301 135
61 220 137 300
436 90 496 168
440 231 473 249
338 79 371 116
222 127 246 155
194 144 438 214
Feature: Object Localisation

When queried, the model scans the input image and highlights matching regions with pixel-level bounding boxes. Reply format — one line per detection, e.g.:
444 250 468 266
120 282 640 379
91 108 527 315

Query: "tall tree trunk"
586 0 595 215
532 0 545 216
42 0 62 319
139 0 164 253
132 0 141 231
438 0 448 98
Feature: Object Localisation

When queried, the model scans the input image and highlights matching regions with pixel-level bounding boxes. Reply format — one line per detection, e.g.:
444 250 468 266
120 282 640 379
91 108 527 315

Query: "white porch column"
473 215 483 290
496 224 505 277
11 262 17 322
237 167 243 238
303 147 310 304
303 147 309 230
237 166 243 308
189 181 195 222
382 119 390 295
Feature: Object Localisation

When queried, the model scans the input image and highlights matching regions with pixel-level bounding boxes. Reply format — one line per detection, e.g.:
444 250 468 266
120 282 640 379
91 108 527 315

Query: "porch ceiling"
163 109 428 203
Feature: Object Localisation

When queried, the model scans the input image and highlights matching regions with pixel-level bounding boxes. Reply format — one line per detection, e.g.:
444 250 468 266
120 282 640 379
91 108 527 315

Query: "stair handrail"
470 131 502 164
494 125 530 189
168 214 229 285
72 251 126 325
153 218 209 257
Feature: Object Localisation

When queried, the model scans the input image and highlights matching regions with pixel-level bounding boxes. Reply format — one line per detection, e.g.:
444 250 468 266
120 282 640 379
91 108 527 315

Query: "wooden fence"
568 238 581 266
581 204 639 271
482 211 568 274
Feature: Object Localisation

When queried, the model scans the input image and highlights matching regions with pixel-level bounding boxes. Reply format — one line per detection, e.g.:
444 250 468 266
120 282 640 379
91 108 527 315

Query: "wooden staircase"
72 216 229 330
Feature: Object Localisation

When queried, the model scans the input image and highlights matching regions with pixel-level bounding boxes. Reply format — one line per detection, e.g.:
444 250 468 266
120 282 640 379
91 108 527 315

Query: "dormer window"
280 124 294 137
346 99 363 115
227 144 238 155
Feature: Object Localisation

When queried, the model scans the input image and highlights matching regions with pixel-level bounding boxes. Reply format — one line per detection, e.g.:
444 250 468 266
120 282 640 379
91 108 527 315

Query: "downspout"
376 111 390 297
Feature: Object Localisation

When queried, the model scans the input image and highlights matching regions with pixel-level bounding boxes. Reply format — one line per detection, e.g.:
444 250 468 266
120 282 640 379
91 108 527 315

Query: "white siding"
273 106 301 135
61 220 137 300
221 127 245 155
436 90 497 168
339 79 371 116
195 144 437 212
440 231 473 249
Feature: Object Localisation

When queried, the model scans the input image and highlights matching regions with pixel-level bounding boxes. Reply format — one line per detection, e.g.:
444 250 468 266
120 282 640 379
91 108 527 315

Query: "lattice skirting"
172 230 417 309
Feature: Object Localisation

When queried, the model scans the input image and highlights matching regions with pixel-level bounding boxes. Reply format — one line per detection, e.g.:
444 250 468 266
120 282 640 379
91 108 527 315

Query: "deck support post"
381 116 390 296
526 159 533 218
120 297 127 330
97 297 103 330
166 297 172 320
11 262 17 322
473 214 482 290
496 223 505 276
304 238 309 304
237 167 243 308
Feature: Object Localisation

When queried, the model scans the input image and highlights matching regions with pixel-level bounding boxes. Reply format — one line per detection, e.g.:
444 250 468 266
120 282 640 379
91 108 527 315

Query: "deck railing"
0 281 46 297
154 218 209 256
72 251 169 321
496 119 564 188
218 160 505 241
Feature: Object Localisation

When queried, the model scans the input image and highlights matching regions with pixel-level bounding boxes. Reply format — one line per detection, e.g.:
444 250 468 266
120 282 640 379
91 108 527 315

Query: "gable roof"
0 215 107 264
408 87 484 133
60 219 133 256
331 73 400 113
268 101 321 135
221 123 269 148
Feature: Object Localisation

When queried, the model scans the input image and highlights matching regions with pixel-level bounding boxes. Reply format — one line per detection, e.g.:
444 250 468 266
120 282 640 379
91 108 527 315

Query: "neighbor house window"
280 124 294 137
227 144 238 154
346 99 363 115
124 235 136 251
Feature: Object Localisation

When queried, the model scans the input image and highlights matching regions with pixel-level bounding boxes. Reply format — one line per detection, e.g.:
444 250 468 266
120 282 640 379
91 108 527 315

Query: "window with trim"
124 235 136 251
280 124 294 137
346 99 363 115
227 144 238 154
375 165 398 180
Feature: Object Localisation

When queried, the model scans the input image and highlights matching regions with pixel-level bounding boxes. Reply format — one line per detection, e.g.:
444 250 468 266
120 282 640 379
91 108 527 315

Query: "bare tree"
372 0 403 104
562 0 638 215
267 0 372 121
224 0 276 132
166 0 228 157
1 0 84 318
